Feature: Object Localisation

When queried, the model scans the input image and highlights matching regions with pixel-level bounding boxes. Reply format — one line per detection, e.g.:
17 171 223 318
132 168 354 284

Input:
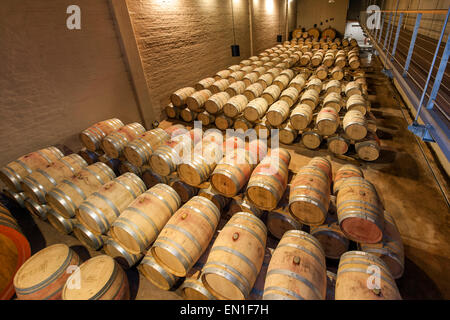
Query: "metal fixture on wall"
230 0 240 56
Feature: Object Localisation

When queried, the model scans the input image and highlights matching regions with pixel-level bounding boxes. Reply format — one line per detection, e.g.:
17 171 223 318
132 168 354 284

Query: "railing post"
426 33 450 110
383 12 393 49
391 13 403 59
378 13 385 43
403 13 422 77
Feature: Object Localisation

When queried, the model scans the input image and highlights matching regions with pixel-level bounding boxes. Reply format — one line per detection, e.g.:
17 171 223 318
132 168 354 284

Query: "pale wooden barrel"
263 230 327 300
102 123 146 159
323 54 334 67
21 154 88 204
333 164 364 195
164 103 180 119
280 68 295 80
254 117 272 138
151 196 220 276
348 56 360 69
335 251 402 300
299 53 311 65
73 223 108 250
316 107 340 136
243 72 259 86
343 110 367 140
205 92 230 114
289 75 306 91
336 177 384 243
326 271 337 300
280 87 300 107
355 132 381 161
171 87 196 107
315 65 328 80
261 85 281 105
210 149 256 197
198 183 230 212
47 210 76 234
302 130 323 149
240 65 254 73
24 198 50 220
266 100 290 127
325 80 341 95
0 204 31 300
201 212 267 300
331 66 344 80
279 121 298 144
290 103 313 130
62 255 129 300
300 89 319 110
310 221 349 259
266 68 282 79
170 178 199 203
359 211 404 279
123 127 177 167
246 148 290 210
111 183 181 254
243 82 264 101
180 108 198 122
195 77 215 91
215 114 234 130
234 117 254 131
0 146 64 192
141 166 172 188
257 73 274 89
197 111 215 126
228 71 246 83
289 157 331 225
253 66 267 76
223 95 248 118
14 244 80 300
103 238 143 269
335 56 346 68
327 135 350 155
247 247 272 300
186 89 213 112
267 187 303 239
306 77 322 93
225 81 246 97
46 162 116 218
323 91 342 112
138 250 180 290
80 118 124 151
228 194 263 218
215 69 232 80
345 81 362 97
273 74 290 90
244 97 269 122
180 271 216 300
150 130 198 176
311 52 323 66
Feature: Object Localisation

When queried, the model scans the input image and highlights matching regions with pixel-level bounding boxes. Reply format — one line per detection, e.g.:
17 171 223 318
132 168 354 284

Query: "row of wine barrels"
80 119 124 151
21 154 88 204
0 204 31 299
0 147 64 192
102 123 146 159
46 162 116 219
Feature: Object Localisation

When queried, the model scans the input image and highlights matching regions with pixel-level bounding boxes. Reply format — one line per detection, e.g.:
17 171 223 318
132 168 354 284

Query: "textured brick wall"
127 0 296 119
0 0 141 166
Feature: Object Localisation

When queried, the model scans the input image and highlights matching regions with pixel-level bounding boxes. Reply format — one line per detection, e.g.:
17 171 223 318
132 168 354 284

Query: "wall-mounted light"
266 0 274 13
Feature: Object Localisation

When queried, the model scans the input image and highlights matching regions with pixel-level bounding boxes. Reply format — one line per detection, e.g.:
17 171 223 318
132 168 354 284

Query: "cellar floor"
2 48 449 300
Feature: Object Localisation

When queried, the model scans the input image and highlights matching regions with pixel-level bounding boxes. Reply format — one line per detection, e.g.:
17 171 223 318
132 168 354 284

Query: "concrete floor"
2 46 449 300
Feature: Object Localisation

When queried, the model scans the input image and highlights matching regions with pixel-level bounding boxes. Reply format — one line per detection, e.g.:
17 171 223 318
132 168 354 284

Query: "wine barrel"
195 77 215 91
310 221 349 259
180 271 216 300
336 177 384 243
118 161 141 177
46 162 116 218
248 247 272 300
300 89 319 110
225 81 246 97
244 97 269 122
257 73 274 90
280 87 300 107
273 74 290 91
234 117 253 131
299 53 311 65
325 80 341 95
331 66 344 80
0 147 64 192
289 157 331 225
62 255 129 300
289 75 306 92
355 132 381 161
0 204 31 300
47 210 76 234
302 130 323 149
3 190 27 209
266 100 290 127
254 116 272 138
261 85 281 105
315 65 328 80
164 103 180 119
223 95 248 118
124 127 177 167
80 119 124 151
215 70 232 80
290 103 313 130
201 212 267 300
333 164 364 195
228 71 246 83
215 114 234 130
335 251 402 300
243 82 264 101
345 81 362 97
198 183 230 212
197 111 215 126
279 121 298 144
228 194 263 218
14 244 79 300
111 183 181 255
151 196 220 276
306 78 322 93
205 92 231 115
21 154 88 204
327 135 350 155
323 92 342 112
243 72 259 86
316 107 340 136
76 172 146 234
73 223 107 250
263 230 327 300
138 251 180 290
267 187 303 239
323 54 334 68
359 211 404 279
171 87 196 107
326 271 337 300
103 238 143 269
180 108 198 122
348 56 360 69
102 123 146 159
170 178 199 203
246 148 290 210
186 89 213 112
266 68 282 79
343 110 367 140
